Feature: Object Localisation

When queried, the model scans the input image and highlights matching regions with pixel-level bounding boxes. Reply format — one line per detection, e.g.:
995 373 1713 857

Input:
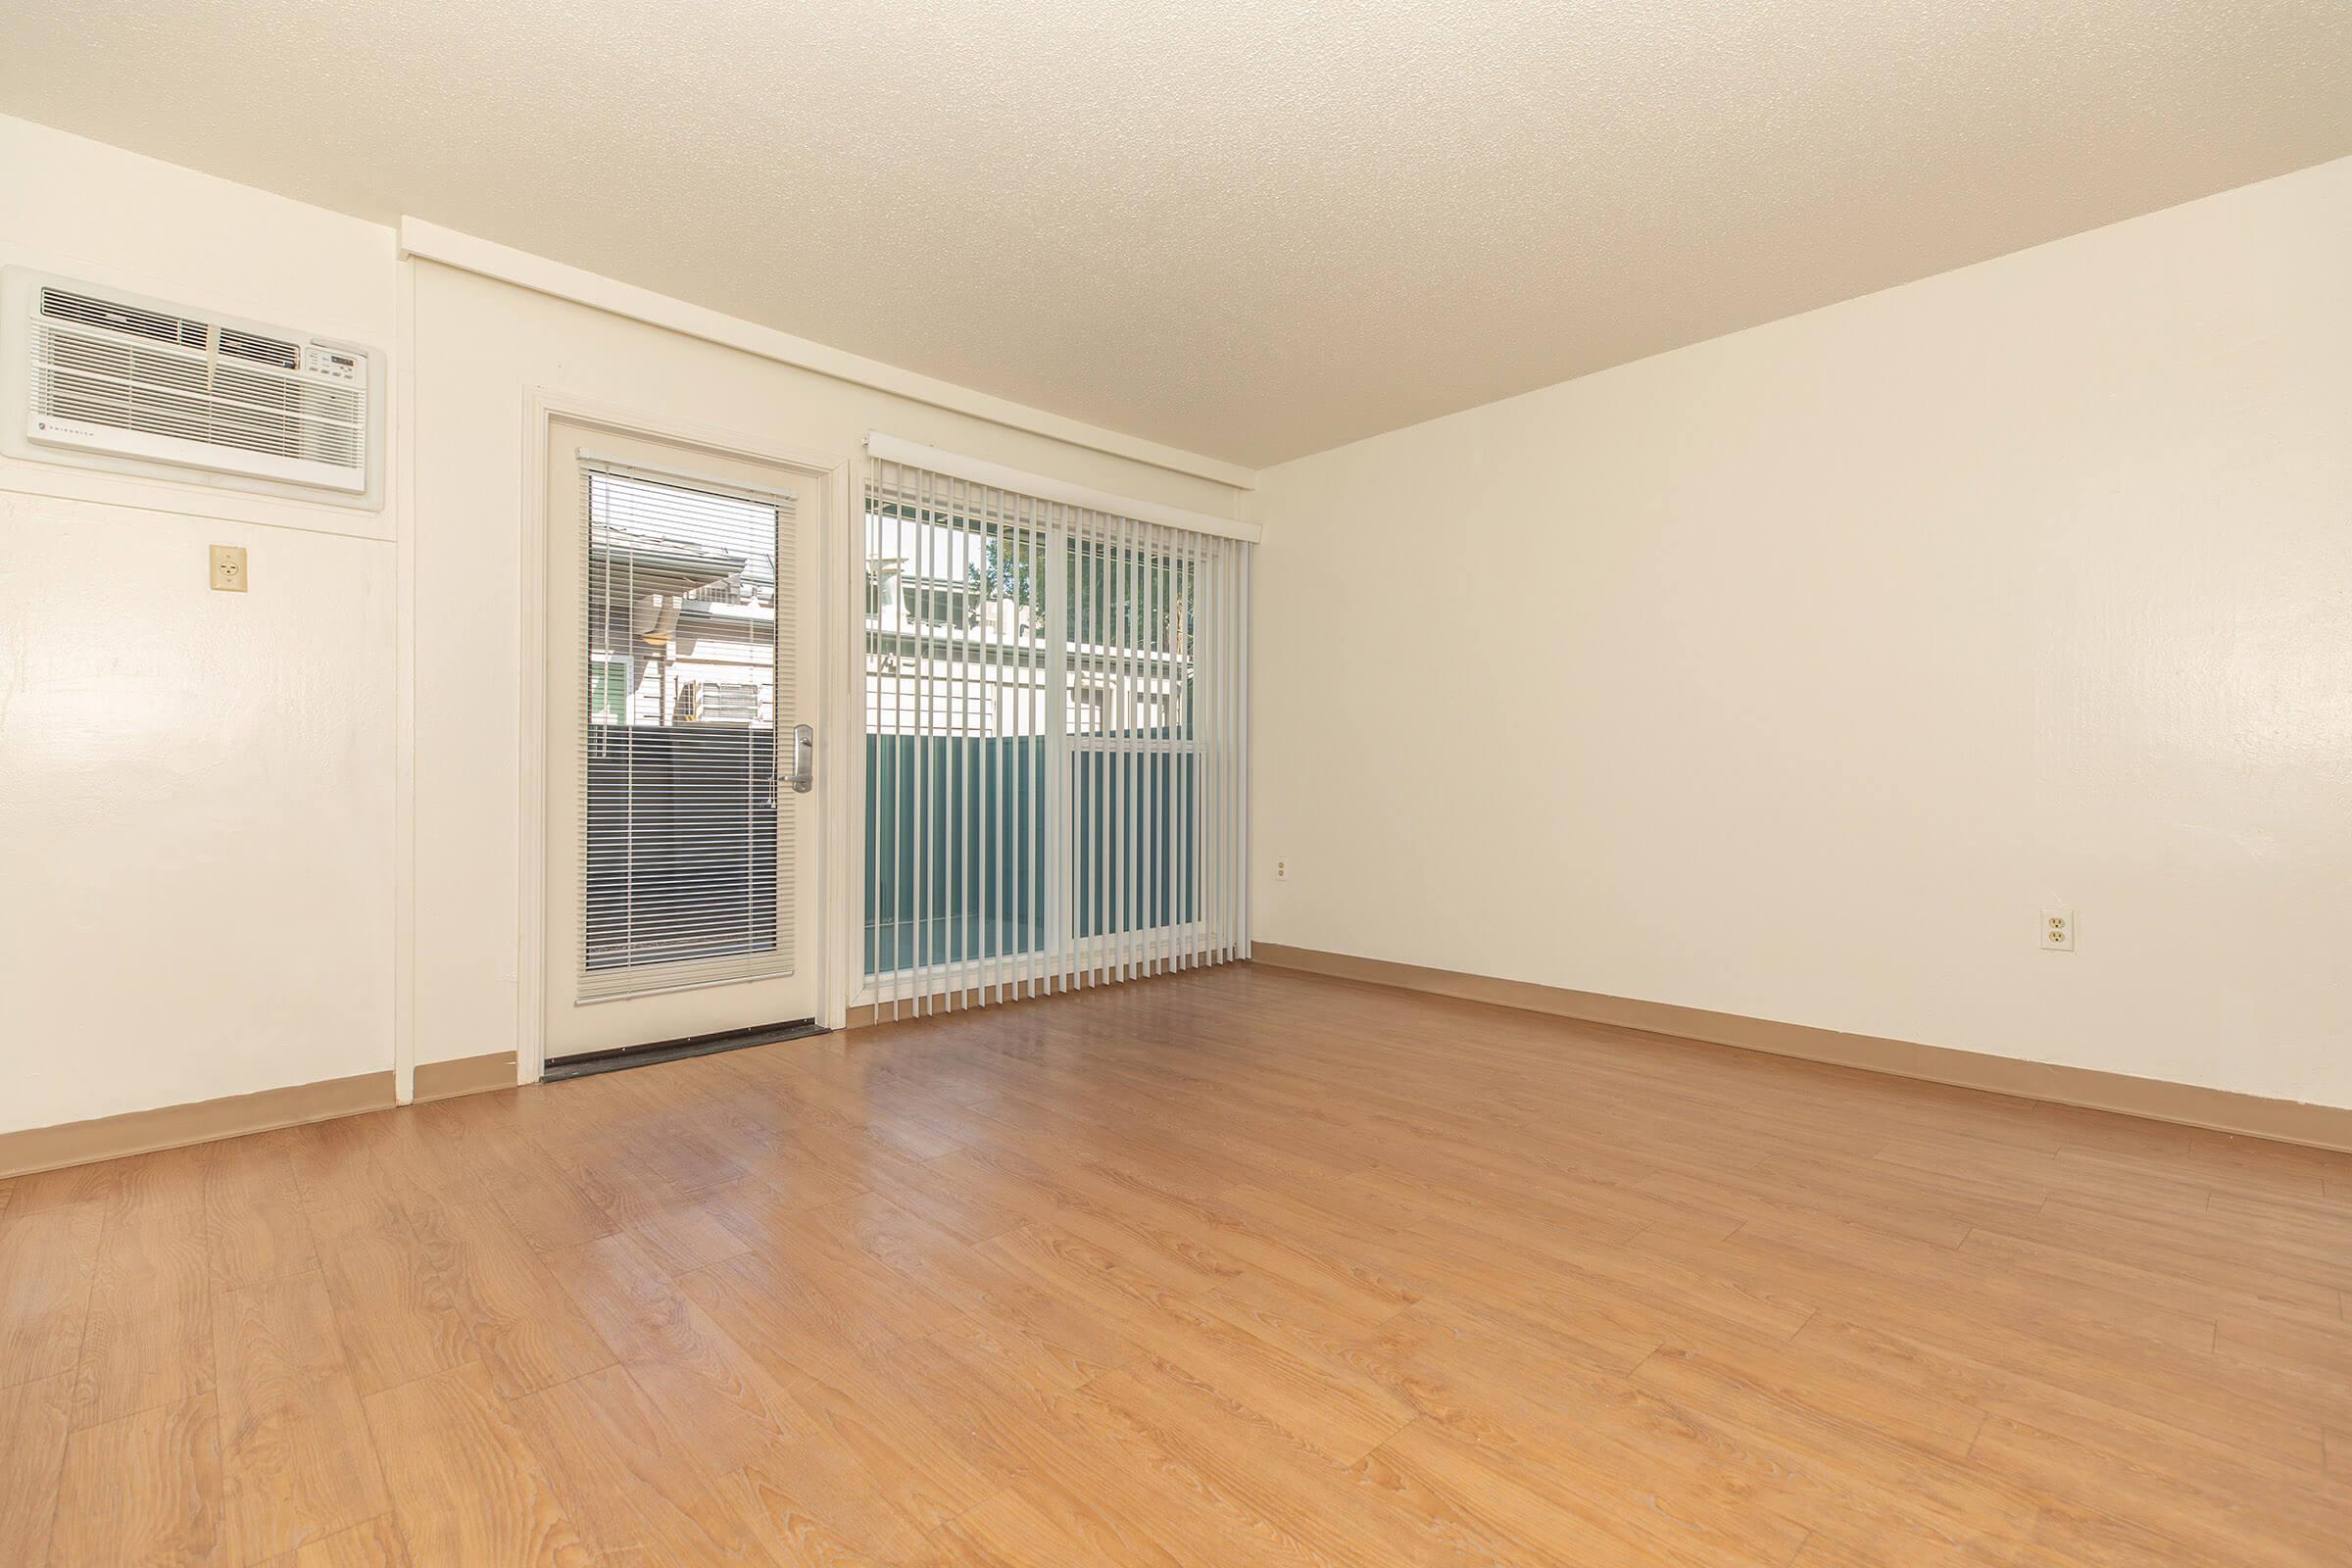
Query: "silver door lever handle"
781 723 814 794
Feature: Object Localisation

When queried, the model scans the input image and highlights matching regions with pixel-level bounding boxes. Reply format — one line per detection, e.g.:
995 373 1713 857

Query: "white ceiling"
4 1 2348 468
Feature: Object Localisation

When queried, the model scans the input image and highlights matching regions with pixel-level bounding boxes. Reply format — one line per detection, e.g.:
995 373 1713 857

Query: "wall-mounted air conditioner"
1 268 384 509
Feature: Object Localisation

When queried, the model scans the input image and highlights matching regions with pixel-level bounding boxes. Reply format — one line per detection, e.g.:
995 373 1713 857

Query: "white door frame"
514 387 856 1084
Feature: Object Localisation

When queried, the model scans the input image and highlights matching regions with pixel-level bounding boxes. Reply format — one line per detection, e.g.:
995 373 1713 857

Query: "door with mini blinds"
543 419 821 1060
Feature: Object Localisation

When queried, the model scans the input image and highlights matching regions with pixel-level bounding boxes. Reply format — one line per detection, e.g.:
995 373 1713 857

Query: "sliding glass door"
859 456 1249 1014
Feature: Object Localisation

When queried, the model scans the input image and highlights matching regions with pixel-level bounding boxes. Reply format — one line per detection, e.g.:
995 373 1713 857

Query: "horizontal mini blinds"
863 458 1250 1014
579 462 797 1001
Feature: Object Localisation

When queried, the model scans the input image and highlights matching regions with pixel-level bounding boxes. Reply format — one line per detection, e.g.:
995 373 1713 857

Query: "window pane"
861 484 1046 976
583 471 780 978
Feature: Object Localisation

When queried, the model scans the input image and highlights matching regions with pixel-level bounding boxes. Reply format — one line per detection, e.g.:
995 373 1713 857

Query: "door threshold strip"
544 1018 829 1082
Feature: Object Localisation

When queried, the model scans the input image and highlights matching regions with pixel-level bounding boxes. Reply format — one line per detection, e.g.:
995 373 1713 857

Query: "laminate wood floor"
4 964 2349 1565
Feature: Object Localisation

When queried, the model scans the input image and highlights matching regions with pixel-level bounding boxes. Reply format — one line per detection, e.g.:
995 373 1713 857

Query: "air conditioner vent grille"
22 280 373 492
219 326 300 368
39 286 211 349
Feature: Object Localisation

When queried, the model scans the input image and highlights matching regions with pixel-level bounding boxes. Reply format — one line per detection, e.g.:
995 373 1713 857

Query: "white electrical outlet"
2041 908 2074 952
1275 858 1289 882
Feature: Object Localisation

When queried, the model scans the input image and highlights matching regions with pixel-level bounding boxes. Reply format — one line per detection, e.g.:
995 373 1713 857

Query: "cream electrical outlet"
210 544 249 593
2041 908 2074 952
1275 858 1289 882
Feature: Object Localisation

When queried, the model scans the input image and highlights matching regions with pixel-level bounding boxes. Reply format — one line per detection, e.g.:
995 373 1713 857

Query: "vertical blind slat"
915 465 933 1013
1115 506 1132 987
1237 537 1251 960
883 473 898 1018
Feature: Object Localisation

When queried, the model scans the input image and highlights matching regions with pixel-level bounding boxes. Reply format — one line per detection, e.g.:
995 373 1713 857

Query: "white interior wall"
8 104 2343 1135
0 117 399 1130
0 113 1248 1137
1252 156 2352 1110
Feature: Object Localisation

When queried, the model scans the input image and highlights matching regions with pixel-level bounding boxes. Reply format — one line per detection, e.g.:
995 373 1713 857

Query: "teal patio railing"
862 734 1199 978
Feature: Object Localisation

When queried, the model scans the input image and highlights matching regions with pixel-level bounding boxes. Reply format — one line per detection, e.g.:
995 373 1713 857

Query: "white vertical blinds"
577 460 799 1002
863 451 1250 1015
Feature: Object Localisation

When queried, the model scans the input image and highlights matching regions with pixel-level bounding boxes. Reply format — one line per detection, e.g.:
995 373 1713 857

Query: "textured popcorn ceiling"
5 1 2348 467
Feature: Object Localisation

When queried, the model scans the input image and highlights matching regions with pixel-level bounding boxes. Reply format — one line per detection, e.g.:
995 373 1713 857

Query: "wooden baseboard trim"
0 1051 520 1180
0 1070 396 1180
415 1052 519 1102
1250 943 2352 1154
